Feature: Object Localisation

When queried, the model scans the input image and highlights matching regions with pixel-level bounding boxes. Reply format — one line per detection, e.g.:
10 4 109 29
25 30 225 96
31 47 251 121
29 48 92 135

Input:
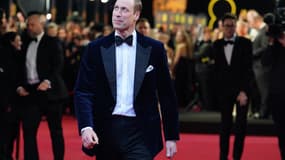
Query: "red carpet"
14 116 280 160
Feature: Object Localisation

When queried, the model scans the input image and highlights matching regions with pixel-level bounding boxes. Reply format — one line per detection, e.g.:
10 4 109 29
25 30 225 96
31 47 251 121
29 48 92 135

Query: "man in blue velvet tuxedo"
74 0 179 159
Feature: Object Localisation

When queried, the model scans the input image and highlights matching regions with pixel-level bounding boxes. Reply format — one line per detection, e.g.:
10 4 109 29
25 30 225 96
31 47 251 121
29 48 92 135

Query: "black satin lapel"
231 46 237 65
230 37 239 65
220 42 228 66
101 45 116 100
134 43 152 99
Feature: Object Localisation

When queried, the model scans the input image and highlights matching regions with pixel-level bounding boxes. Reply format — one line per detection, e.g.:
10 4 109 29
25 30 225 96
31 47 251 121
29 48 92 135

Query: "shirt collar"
35 32 44 42
259 22 266 30
224 34 236 42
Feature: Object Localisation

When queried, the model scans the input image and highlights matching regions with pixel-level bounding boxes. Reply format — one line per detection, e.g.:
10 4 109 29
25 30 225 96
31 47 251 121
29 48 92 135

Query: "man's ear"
134 11 140 21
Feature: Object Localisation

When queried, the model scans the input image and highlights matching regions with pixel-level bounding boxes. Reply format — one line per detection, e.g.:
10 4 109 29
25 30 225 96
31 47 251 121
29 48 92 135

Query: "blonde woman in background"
236 20 250 39
171 29 194 108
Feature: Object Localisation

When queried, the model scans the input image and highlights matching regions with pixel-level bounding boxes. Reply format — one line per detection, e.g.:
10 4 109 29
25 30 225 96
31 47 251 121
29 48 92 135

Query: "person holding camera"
262 25 285 160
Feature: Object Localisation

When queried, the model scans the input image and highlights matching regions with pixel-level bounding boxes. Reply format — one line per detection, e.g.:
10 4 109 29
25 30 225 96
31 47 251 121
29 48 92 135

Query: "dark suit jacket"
193 40 213 73
74 31 179 157
212 36 253 97
262 42 285 94
0 45 20 108
19 34 68 101
253 26 268 60
252 25 270 73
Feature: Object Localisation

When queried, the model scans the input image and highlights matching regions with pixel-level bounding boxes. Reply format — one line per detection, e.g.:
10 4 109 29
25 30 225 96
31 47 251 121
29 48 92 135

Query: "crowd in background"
0 8 277 118
0 6 284 159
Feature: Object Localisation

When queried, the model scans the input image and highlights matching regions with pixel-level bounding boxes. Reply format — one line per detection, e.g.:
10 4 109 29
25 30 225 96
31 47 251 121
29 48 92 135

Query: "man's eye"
121 8 129 13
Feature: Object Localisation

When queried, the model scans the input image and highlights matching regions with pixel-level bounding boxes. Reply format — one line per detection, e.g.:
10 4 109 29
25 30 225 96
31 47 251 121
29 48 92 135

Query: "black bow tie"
224 40 234 45
115 35 133 46
31 38 38 42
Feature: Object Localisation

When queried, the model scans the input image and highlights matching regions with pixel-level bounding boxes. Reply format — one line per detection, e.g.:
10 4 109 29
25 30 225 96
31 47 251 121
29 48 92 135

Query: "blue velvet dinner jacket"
74 31 179 157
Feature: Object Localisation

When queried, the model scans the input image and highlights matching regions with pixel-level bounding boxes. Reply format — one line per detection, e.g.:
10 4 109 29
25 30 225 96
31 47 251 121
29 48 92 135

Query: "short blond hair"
134 0 142 12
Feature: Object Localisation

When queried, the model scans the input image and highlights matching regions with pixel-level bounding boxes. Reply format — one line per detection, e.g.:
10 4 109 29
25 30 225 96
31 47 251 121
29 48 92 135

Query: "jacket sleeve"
156 43 180 141
74 44 96 134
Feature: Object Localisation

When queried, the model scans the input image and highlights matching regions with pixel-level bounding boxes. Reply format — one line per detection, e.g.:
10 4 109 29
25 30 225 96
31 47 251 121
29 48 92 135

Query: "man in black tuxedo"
212 13 253 160
17 11 68 160
74 0 179 159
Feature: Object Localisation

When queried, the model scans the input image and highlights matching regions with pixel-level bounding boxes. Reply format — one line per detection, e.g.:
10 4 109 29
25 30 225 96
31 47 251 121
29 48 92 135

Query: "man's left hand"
237 91 248 106
37 80 50 91
166 140 177 159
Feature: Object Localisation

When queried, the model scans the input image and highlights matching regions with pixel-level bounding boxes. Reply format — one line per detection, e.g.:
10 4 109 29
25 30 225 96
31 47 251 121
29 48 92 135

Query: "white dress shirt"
81 31 138 133
112 31 137 117
224 36 235 65
26 32 44 84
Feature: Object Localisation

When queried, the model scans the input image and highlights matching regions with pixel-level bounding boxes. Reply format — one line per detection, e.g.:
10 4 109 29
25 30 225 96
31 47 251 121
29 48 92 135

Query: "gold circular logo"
208 0 237 29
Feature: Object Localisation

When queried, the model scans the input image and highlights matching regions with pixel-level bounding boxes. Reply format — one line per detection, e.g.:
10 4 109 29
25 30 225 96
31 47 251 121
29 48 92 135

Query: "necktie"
115 35 133 46
224 40 234 45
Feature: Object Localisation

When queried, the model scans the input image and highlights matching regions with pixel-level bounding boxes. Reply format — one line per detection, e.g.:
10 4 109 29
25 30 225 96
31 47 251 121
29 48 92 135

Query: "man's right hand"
81 128 99 149
17 86 29 96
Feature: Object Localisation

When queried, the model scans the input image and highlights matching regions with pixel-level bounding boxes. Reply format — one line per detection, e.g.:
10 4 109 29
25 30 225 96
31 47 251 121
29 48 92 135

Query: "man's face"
112 0 139 33
223 19 236 39
26 15 43 38
58 28 67 40
47 27 58 37
136 21 150 36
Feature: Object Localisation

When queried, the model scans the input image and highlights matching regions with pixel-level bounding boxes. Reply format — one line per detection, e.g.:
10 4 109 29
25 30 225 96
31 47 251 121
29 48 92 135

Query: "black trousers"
250 79 261 113
254 67 270 118
95 115 153 160
19 84 64 160
42 101 65 160
218 94 248 160
268 93 285 160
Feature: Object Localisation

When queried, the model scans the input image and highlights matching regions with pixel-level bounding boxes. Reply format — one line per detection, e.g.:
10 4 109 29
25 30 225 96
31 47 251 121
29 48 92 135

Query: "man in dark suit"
246 10 270 119
16 11 68 160
74 0 179 159
212 13 253 160
136 18 151 37
262 26 285 160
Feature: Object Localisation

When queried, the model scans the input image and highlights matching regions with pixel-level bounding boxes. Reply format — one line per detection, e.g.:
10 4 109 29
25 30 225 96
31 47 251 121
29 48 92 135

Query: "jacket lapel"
230 37 239 66
134 34 151 99
100 32 152 101
218 40 229 67
36 34 46 65
101 34 117 100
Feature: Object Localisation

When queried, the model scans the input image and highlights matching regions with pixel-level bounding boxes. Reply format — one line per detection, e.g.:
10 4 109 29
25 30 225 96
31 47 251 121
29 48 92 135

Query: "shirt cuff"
16 86 24 93
44 79 51 88
81 127 93 135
